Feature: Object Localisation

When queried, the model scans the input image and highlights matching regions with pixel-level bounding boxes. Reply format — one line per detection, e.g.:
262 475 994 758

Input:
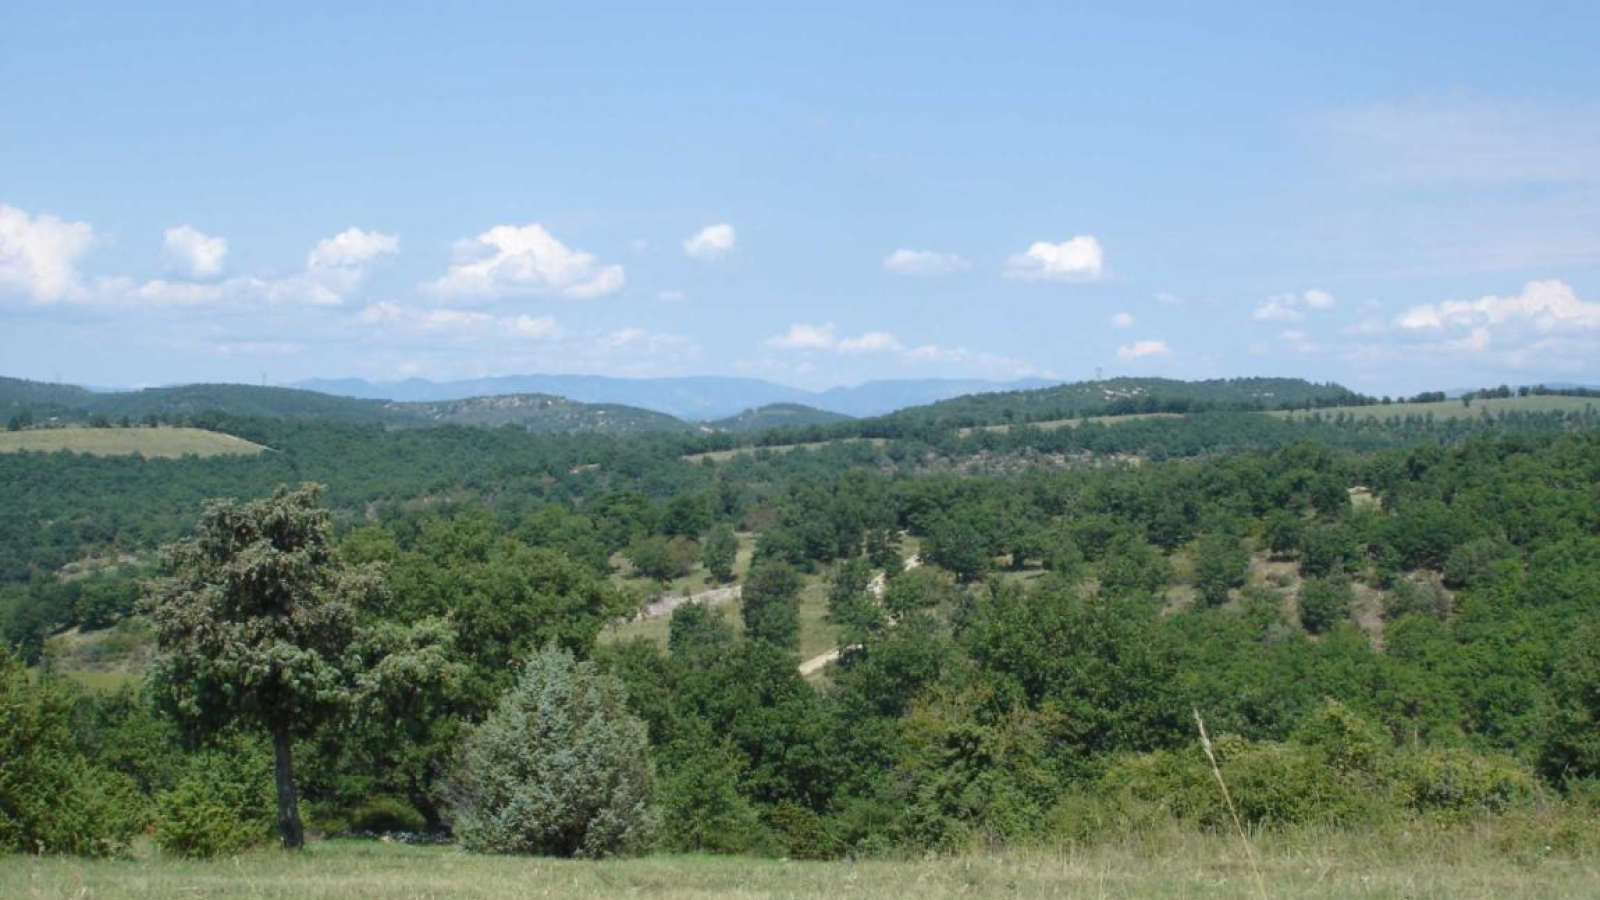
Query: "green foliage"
656 734 766 854
155 737 276 858
1540 623 1600 784
1097 533 1173 600
701 525 739 583
1193 532 1249 607
446 646 653 857
881 566 957 620
741 561 803 650
1299 577 1352 634
627 535 698 582
0 655 141 856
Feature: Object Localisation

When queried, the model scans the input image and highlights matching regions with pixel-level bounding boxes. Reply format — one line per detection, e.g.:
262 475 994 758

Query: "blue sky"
3 1 1598 393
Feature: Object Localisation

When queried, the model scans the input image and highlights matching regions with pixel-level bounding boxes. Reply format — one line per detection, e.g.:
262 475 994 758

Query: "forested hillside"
6 380 1600 863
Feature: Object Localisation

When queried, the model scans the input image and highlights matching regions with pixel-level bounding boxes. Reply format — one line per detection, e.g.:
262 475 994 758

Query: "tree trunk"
271 721 305 849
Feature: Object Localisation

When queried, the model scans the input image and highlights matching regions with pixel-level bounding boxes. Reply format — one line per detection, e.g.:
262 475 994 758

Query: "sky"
3 1 1599 394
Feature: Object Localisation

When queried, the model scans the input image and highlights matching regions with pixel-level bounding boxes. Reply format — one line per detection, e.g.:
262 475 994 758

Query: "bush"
153 737 275 858
0 655 142 856
1299 577 1351 634
656 736 765 854
446 646 653 857
1395 747 1540 820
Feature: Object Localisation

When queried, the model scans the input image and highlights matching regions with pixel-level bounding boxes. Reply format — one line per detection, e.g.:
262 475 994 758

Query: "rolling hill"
873 376 1368 430
708 403 854 432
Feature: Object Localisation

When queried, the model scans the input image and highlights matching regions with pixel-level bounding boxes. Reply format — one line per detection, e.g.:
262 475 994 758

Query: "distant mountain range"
292 374 1060 420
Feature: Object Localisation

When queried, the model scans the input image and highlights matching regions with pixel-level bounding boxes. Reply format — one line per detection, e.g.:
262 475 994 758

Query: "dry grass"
0 427 267 458
6 835 1599 899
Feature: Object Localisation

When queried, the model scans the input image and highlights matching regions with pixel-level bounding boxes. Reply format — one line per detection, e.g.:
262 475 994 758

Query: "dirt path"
632 584 741 621
797 553 920 677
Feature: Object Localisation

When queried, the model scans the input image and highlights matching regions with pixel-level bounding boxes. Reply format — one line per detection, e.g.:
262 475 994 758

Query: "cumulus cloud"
1254 288 1336 321
837 331 904 353
308 228 399 271
131 226 398 308
1395 279 1600 333
162 225 229 279
882 249 969 276
766 323 840 350
426 224 624 300
1110 312 1134 328
1004 236 1105 282
1117 340 1170 360
683 223 736 260
1154 291 1184 306
0 204 95 302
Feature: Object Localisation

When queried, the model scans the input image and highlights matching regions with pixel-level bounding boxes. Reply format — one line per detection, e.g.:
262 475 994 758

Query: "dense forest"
4 377 1600 860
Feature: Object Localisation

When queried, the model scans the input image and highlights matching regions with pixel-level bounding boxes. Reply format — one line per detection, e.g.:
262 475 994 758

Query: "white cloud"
128 226 396 308
356 301 562 341
0 204 95 302
1117 340 1170 360
657 289 687 301
1396 279 1600 333
882 248 968 276
162 225 229 279
1303 288 1336 309
1154 291 1184 306
1110 312 1135 328
683 223 736 260
837 331 904 353
1004 236 1105 282
761 322 1036 377
766 323 839 350
1254 288 1335 321
426 224 624 300
308 227 399 270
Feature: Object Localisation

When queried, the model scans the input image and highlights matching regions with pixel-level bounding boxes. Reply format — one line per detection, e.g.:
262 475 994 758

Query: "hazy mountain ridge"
293 374 1061 419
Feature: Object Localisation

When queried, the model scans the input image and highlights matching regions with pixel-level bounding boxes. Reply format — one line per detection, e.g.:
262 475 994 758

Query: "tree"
741 561 803 650
1194 532 1249 607
143 484 416 849
1299 577 1351 635
445 646 653 857
702 525 739 583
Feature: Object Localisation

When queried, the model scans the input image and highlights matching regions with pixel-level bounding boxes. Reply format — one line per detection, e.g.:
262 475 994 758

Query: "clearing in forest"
0 427 267 458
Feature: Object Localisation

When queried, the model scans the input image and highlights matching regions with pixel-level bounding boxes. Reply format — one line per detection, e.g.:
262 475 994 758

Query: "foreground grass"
7 833 1600 900
0 427 267 458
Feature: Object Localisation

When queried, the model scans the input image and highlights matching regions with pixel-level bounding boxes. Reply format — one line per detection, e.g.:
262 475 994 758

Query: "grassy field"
682 437 887 464
0 427 267 458
957 411 1183 436
7 833 1599 899
1270 394 1598 422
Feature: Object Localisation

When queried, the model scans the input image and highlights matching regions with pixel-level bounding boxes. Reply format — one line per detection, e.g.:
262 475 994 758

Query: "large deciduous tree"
144 483 400 849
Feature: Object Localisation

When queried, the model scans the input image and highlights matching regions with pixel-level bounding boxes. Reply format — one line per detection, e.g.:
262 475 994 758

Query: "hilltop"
708 403 853 432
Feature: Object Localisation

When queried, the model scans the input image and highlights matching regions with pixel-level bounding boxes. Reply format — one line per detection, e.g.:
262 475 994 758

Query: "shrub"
446 646 653 857
1299 577 1351 634
153 737 275 858
0 655 142 856
656 736 764 854
1395 747 1540 820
